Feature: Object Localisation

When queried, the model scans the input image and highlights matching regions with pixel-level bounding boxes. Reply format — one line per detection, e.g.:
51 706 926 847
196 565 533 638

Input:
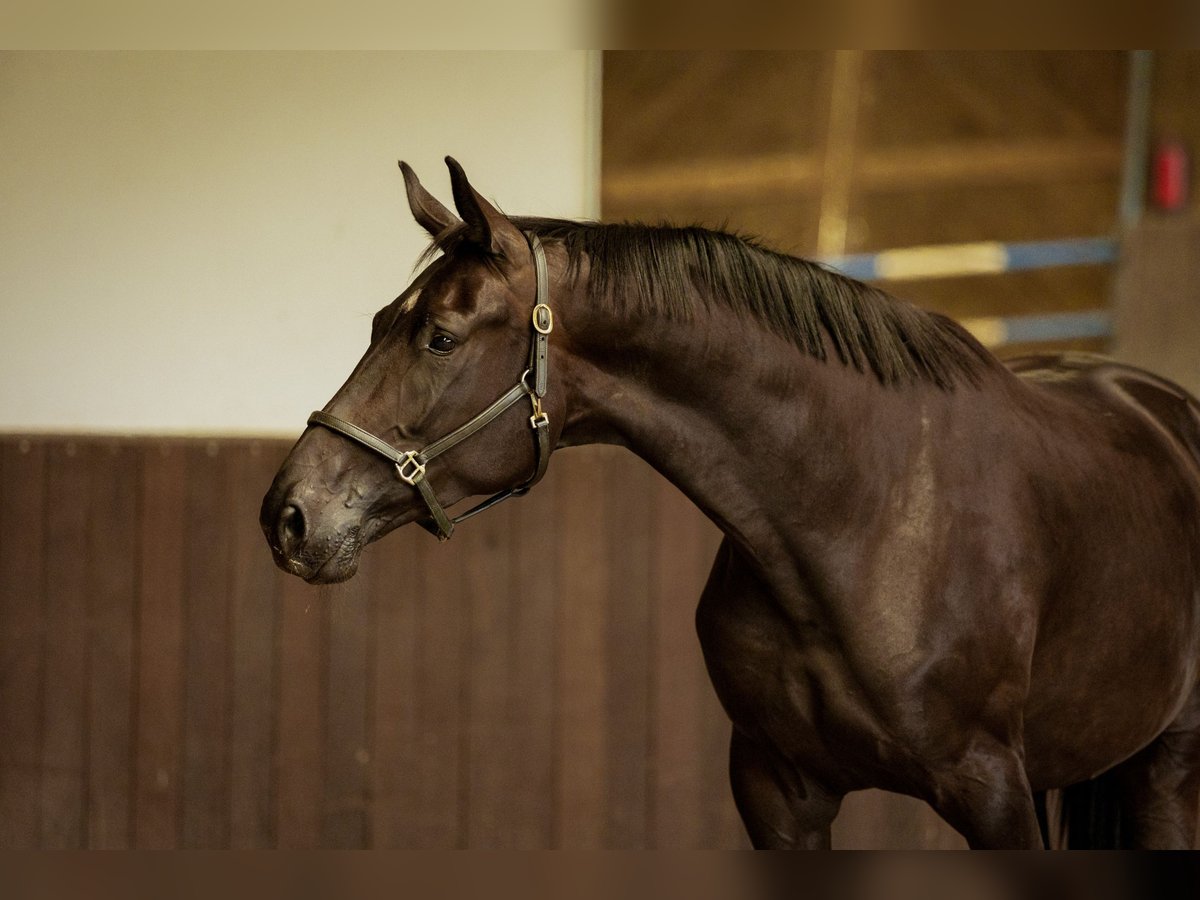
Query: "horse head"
261 158 563 583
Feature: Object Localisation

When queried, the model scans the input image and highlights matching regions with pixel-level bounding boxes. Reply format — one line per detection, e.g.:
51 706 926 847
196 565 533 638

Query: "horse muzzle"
260 483 366 584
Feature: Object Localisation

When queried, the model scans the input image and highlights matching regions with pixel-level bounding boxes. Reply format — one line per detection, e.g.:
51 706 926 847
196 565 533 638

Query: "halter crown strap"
307 232 552 541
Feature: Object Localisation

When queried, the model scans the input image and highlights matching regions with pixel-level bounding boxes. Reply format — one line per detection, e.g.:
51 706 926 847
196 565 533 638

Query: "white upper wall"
0 51 599 434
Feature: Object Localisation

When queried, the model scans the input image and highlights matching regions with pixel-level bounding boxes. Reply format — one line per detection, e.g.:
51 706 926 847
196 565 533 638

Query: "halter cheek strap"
306 233 553 541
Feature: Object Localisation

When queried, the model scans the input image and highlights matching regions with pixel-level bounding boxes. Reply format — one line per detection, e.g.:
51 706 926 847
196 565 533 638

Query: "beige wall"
0 51 599 433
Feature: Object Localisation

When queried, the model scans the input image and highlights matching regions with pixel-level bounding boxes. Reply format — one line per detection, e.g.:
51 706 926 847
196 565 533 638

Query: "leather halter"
307 233 553 541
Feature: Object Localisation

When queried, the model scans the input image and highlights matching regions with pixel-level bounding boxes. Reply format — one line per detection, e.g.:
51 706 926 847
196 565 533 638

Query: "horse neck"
556 279 956 570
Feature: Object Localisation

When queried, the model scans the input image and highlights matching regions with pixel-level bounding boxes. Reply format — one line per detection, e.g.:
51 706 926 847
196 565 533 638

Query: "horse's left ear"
445 156 526 260
400 160 459 238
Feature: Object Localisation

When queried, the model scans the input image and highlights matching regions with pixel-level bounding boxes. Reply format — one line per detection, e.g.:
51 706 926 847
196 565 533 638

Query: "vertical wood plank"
134 442 186 847
816 50 867 257
505 474 558 848
406 531 466 846
368 523 421 847
40 440 90 848
462 499 516 847
833 790 966 849
85 440 139 848
649 475 719 848
603 451 654 848
553 447 610 848
321 573 372 848
0 438 46 847
227 441 282 848
1113 216 1200 397
275 570 324 847
180 441 231 848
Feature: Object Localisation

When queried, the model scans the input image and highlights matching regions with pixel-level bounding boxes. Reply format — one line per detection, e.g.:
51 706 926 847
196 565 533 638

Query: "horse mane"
427 217 996 389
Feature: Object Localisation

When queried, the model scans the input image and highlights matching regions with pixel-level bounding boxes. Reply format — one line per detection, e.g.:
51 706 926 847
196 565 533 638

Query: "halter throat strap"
307 233 553 541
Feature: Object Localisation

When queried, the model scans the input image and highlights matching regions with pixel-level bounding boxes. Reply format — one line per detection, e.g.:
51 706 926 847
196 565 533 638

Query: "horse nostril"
276 503 307 558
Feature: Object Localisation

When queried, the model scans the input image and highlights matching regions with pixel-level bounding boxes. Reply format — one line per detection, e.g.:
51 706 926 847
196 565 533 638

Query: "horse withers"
261 158 1200 849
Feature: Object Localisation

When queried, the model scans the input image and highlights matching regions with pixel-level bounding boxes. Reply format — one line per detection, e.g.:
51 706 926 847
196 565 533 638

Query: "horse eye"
428 332 456 355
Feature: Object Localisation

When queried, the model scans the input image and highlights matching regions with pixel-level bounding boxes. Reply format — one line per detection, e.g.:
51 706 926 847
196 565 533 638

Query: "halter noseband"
307 232 553 541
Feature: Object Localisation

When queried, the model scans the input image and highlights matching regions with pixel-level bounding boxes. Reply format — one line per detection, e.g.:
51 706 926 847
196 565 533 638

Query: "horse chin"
284 544 357 584
279 524 365 585
302 508 419 584
305 556 360 585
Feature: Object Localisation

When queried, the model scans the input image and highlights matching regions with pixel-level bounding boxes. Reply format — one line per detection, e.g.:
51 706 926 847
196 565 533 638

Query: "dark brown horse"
261 158 1200 849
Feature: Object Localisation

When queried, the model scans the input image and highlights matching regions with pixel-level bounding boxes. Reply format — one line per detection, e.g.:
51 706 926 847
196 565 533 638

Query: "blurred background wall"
0 51 598 432
604 51 1199 394
1 51 1198 849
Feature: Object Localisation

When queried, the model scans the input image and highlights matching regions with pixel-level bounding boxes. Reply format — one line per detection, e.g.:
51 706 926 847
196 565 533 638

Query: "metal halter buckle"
532 303 553 335
395 450 426 485
529 394 549 430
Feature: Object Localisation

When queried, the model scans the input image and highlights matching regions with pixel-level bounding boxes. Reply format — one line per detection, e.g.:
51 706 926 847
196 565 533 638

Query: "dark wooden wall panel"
40 442 89 848
368 522 420 847
0 441 46 848
506 469 558 848
274 562 323 847
134 443 185 847
553 450 609 848
180 443 232 847
415 536 469 848
228 444 281 848
85 441 139 848
604 453 653 849
0 434 989 848
461 501 515 847
321 582 372 848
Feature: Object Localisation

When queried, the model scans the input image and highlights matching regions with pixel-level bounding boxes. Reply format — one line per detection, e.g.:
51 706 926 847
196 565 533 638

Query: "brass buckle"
529 394 549 430
395 450 426 485
532 303 553 335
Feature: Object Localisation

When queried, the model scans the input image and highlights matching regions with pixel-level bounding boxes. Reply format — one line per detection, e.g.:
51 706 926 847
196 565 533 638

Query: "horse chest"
695 578 904 783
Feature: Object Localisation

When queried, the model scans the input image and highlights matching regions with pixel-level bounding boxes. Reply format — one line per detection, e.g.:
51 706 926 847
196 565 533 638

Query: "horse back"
1003 352 1200 784
1006 351 1200 476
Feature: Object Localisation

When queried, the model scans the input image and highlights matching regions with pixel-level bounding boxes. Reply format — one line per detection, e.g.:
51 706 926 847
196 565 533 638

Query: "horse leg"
926 741 1044 849
1113 695 1200 849
728 728 842 849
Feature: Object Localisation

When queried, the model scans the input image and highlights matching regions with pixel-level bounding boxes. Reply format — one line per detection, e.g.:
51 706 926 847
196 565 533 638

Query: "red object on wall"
1151 140 1190 211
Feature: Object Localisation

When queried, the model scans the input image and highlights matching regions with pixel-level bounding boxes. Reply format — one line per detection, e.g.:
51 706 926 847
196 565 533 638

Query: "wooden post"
1112 213 1200 397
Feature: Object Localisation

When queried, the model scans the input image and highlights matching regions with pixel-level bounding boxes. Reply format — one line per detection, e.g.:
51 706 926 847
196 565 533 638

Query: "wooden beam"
603 152 823 209
602 137 1123 208
860 136 1124 191
817 50 866 256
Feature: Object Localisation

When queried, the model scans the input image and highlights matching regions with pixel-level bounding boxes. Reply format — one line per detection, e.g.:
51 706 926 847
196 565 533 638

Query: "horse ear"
444 156 525 259
399 161 459 238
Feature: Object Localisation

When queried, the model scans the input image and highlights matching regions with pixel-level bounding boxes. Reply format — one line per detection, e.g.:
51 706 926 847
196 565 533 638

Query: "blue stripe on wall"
1002 311 1113 344
1003 238 1118 271
822 236 1118 281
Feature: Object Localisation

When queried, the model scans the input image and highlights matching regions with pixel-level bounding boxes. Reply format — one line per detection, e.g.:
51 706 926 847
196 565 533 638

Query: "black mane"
430 218 995 389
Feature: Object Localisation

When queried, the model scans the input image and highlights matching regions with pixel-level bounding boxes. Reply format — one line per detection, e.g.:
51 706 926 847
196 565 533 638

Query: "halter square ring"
395 450 427 485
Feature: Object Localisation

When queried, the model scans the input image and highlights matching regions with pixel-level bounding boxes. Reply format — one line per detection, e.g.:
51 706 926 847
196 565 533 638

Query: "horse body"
1013 359 1200 781
262 159 1200 848
564 272 1200 847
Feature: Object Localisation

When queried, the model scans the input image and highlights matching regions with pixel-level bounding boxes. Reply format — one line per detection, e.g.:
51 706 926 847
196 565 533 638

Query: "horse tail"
1039 772 1127 848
